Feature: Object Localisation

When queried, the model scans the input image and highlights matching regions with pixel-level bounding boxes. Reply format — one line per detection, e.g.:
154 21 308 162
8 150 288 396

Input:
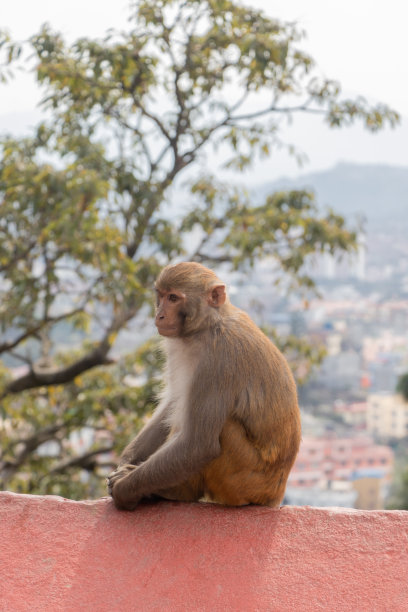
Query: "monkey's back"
216 306 298 413
201 305 301 506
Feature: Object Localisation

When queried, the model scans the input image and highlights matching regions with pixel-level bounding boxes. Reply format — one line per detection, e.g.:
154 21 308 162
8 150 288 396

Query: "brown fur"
108 262 301 510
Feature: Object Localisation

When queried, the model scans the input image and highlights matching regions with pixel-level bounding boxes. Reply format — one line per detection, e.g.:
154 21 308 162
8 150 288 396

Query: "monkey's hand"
107 464 142 511
106 464 136 496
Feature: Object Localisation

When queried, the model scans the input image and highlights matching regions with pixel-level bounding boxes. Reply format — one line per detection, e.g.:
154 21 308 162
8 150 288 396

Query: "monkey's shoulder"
211 308 278 351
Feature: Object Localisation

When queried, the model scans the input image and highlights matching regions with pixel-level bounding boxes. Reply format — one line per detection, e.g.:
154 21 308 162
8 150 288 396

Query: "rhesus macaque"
108 262 301 510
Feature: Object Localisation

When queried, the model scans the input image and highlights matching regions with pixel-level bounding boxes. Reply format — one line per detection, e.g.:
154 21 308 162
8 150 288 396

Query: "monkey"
107 262 301 510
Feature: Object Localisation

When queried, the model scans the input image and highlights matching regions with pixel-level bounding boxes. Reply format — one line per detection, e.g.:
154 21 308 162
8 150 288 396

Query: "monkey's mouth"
155 324 179 337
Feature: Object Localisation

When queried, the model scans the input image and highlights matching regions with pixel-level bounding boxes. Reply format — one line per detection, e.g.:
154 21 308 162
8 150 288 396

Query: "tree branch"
191 252 233 265
136 99 173 143
0 307 136 398
1 423 63 482
229 101 324 123
47 445 115 475
0 240 37 273
0 307 85 355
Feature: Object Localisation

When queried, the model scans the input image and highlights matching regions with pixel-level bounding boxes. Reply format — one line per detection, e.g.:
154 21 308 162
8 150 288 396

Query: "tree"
0 0 399 498
386 437 408 510
387 468 408 510
397 373 408 402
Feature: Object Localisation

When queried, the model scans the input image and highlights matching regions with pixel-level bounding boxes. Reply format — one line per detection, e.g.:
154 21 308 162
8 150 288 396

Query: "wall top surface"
0 491 407 611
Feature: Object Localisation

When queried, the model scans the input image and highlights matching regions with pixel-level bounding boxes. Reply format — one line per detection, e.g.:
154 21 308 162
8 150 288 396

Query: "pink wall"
0 491 407 611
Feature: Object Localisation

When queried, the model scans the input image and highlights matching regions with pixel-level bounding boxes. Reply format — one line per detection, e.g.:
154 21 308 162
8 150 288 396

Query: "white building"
367 393 408 439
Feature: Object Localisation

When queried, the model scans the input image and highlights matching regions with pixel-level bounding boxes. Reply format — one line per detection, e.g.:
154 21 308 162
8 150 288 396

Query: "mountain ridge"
258 162 408 228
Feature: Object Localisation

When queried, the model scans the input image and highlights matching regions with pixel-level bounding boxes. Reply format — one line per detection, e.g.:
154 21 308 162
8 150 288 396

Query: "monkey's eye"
168 293 179 302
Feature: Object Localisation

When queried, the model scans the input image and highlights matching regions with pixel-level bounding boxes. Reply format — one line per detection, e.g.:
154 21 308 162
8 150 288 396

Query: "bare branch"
0 306 85 355
1 423 63 482
8 351 34 366
230 101 323 123
48 445 115 475
136 99 173 143
0 306 136 398
152 142 172 170
191 252 233 265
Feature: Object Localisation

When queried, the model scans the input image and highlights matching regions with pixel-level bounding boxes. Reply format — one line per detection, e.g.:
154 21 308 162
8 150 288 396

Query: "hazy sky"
1 0 407 183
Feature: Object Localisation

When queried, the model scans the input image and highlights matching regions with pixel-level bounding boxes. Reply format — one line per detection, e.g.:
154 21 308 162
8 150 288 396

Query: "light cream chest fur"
161 338 199 433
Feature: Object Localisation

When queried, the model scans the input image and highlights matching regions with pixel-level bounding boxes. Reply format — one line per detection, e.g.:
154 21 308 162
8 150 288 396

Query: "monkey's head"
154 262 227 337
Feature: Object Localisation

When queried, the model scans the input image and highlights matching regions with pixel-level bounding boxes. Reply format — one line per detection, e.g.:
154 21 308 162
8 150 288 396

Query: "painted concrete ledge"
0 492 407 612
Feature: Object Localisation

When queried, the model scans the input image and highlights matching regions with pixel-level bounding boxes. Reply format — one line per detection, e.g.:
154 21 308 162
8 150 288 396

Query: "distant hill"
258 163 408 230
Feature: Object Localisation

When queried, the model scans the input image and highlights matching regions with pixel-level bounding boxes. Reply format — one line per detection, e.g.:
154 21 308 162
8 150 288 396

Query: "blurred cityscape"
231 162 408 509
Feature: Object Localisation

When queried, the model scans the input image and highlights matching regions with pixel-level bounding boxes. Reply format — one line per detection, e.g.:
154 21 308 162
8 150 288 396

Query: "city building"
350 469 386 510
332 400 368 428
287 434 393 509
367 393 408 439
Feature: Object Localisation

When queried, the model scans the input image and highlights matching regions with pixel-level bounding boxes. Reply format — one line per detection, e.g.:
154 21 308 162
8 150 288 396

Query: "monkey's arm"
111 385 227 510
117 403 171 467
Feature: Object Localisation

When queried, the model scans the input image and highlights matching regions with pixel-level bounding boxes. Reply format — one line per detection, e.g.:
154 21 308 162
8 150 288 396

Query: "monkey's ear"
207 285 226 308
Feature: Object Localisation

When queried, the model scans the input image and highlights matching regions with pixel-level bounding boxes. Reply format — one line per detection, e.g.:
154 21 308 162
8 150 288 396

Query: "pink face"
154 288 186 337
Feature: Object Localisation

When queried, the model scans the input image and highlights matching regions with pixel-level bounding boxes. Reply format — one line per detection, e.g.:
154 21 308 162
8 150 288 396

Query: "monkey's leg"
204 468 287 507
154 473 205 502
202 419 288 507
